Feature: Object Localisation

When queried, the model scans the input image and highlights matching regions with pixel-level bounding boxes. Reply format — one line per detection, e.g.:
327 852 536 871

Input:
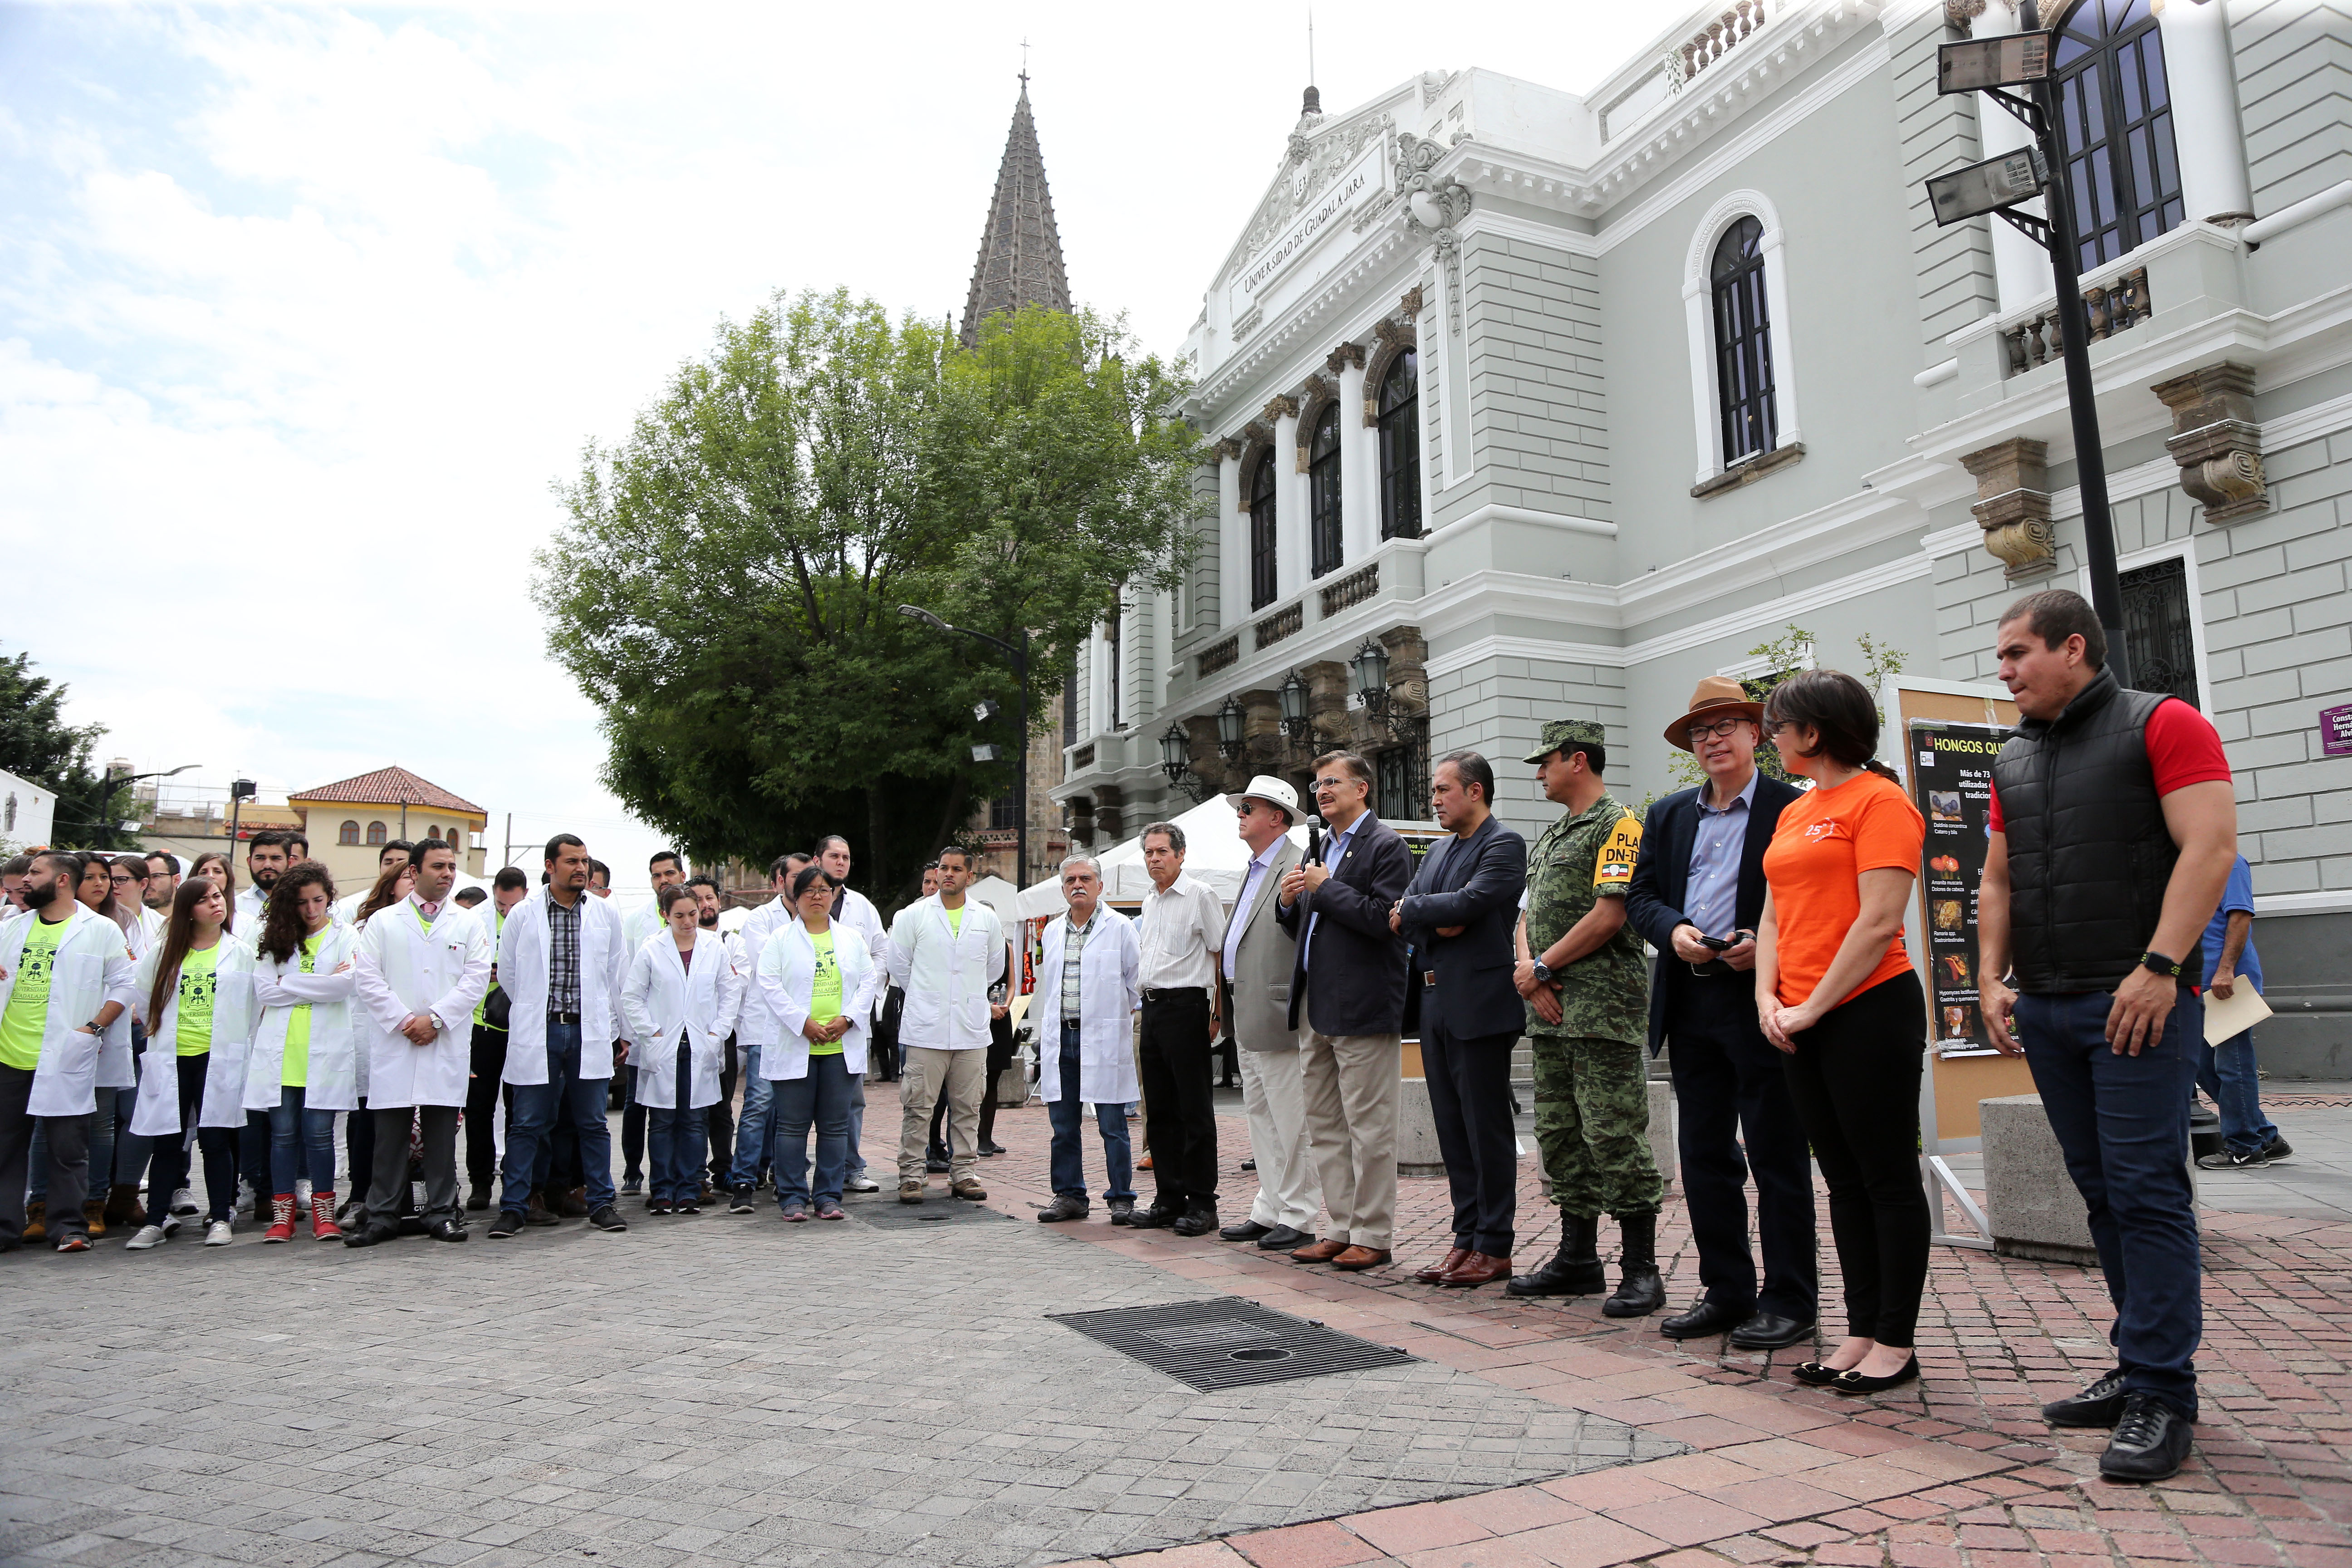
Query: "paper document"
2203 984 2272 1045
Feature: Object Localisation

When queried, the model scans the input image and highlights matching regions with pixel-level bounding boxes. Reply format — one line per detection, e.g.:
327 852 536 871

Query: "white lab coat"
1034 908 1142 1105
622 897 666 954
620 929 742 1110
885 896 1007 1051
245 921 363 1112
92 912 143 1088
128 937 258 1137
734 897 793 1045
0 904 141 1117
498 888 629 1085
354 899 493 1109
832 888 888 1019
758 921 880 1080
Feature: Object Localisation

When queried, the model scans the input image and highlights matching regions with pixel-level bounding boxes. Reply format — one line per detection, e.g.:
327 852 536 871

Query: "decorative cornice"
1261 394 1300 423
1325 343 1366 374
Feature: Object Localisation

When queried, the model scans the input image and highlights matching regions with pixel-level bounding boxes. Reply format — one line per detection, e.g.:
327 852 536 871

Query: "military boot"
1506 1215 1606 1298
1602 1212 1666 1317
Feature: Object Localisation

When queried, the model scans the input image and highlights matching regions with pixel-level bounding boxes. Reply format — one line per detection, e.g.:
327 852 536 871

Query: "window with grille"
338 820 359 846
1308 403 1343 578
1711 215 1775 465
1249 451 1279 610
1375 743 1430 823
2120 556 2199 708
2051 0 2183 271
989 794 1019 831
365 821 387 846
1377 351 1421 540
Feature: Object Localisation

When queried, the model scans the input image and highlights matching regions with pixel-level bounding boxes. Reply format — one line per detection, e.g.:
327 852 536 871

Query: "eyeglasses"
1762 719 1798 737
1312 776 1353 793
109 873 142 887
1686 717 1749 744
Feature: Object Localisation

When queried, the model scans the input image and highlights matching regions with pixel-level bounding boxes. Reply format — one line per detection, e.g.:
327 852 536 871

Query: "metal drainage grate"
840 1195 1018 1230
1049 1296 1416 1392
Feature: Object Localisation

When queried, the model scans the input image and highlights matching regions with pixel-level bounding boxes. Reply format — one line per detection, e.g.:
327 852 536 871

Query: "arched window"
1377 350 1421 540
1249 451 1279 610
2051 0 2183 270
1308 403 1343 578
1712 215 1776 465
365 821 387 846
338 820 360 846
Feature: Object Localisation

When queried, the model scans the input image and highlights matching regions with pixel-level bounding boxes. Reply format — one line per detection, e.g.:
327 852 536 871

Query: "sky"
0 0 1662 897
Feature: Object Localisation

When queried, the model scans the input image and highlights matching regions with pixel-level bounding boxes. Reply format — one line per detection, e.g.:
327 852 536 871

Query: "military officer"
1506 719 1665 1316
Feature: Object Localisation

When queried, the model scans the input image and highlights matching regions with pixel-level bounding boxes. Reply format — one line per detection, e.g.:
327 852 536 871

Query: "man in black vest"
1627 677 1816 1350
1979 590 2238 1484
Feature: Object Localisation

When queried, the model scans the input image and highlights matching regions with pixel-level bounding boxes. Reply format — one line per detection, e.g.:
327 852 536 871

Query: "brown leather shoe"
1289 1238 1348 1264
1438 1251 1513 1288
1331 1245 1392 1271
1414 1247 1470 1284
558 1186 590 1218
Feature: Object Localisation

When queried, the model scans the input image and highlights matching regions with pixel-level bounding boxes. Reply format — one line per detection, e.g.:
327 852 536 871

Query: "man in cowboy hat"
1626 677 1818 1348
1214 775 1322 1253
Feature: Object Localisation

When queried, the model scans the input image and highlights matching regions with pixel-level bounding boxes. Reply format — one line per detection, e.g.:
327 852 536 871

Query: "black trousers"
1420 1016 1520 1257
146 1054 239 1226
1664 968 1819 1320
345 1096 372 1203
466 1025 509 1185
1138 988 1216 1207
1779 971 1929 1347
976 1014 1016 1147
368 1105 461 1224
706 1036 738 1181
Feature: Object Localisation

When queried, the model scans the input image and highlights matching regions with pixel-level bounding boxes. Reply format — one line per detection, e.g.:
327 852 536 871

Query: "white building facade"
1055 0 2352 1075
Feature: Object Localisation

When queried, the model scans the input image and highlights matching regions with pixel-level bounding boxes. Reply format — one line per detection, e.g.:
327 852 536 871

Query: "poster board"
1884 678 2039 1150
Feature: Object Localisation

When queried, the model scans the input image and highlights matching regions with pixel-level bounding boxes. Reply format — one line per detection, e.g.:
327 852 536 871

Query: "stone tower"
959 75 1073 348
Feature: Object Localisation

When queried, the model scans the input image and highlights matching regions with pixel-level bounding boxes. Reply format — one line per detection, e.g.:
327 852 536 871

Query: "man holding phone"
1626 678 1817 1349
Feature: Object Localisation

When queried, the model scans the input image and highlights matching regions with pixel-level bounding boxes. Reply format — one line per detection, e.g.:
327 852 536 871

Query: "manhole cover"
1049 1297 1415 1391
840 1196 1017 1230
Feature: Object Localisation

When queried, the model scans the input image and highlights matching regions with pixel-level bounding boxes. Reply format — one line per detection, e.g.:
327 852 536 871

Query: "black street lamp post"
900 605 1031 888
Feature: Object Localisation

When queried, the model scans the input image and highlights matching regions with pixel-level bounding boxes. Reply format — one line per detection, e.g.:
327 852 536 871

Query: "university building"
1052 0 2352 1075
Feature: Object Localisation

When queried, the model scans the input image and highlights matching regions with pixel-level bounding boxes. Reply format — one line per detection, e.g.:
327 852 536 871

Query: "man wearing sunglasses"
1625 677 1817 1350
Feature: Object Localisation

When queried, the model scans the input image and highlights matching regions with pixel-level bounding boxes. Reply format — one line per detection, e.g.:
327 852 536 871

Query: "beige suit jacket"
1222 837 1303 1052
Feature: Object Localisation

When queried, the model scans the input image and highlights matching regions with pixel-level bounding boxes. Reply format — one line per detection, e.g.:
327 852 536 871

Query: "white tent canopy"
1017 794 1310 919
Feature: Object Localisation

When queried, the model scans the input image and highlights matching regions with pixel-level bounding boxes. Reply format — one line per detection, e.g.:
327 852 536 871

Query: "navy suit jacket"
1625 773 1802 1054
1277 812 1412 1036
1397 814 1529 1040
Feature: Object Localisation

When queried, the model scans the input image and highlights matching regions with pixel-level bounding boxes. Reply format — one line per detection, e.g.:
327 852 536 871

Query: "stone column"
1961 438 2056 580
1329 343 1374 565
1266 395 1302 607
2153 362 2267 525
2156 0 2254 225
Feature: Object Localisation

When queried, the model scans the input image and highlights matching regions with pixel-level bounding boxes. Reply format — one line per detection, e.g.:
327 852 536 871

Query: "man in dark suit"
1392 751 1528 1288
1626 676 1818 1349
1276 750 1413 1272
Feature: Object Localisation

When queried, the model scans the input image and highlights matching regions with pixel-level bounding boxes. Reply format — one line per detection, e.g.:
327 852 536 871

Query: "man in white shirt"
1215 778 1319 1252
887 846 1005 1202
622 851 687 952
1129 822 1227 1236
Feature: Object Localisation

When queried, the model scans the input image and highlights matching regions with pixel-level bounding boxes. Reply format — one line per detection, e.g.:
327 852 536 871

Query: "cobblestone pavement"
0 1154 1669 1568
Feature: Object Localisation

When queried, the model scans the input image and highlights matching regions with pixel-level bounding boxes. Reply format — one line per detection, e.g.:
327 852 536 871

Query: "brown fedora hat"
1664 675 1765 752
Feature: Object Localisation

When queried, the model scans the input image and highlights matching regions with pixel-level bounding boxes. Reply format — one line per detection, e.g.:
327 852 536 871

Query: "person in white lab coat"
124 878 255 1249
616 850 688 1191
887 846 1005 1202
348 840 493 1247
0 852 141 1252
246 862 360 1243
757 866 881 1221
1032 857 1142 1225
815 836 887 1191
335 839 415 926
622 885 744 1214
464 867 531 1210
233 831 294 931
724 853 808 1204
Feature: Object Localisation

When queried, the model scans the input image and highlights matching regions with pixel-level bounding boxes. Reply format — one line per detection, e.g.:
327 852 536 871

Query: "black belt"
547 1009 582 1024
1141 986 1207 1001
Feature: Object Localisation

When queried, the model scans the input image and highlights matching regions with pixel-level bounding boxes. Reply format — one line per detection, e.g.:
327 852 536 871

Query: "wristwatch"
2139 950 2183 979
1529 960 1554 985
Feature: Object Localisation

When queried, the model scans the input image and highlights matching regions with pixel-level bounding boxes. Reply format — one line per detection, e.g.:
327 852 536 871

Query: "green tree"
0 647 131 850
537 291 1200 905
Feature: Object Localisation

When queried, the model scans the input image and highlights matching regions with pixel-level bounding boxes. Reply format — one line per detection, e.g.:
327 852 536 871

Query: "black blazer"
1625 773 1802 1054
1397 815 1528 1040
1277 811 1413 1035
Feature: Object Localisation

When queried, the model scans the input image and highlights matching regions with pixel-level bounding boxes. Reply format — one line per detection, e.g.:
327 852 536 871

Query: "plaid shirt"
1060 912 1095 1022
546 893 582 1014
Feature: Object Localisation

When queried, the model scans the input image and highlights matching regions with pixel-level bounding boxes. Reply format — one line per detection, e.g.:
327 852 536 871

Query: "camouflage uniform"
1523 721 1661 1221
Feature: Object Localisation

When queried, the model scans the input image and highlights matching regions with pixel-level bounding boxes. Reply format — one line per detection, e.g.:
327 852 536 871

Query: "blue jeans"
268 1086 338 1195
2196 1028 2279 1156
730 1043 776 1188
847 1070 866 1176
499 1020 615 1215
648 1043 708 1203
772 1051 853 1210
1048 1021 1134 1203
2017 988 2203 1420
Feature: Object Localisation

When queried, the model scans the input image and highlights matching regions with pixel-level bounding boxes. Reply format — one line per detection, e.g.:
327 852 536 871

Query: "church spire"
959 74 1072 348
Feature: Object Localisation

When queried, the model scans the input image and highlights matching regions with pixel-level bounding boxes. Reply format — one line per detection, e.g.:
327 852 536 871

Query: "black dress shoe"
977 1141 1006 1157
1240 1159 1256 1171
464 1183 491 1212
1125 1205 1181 1230
1729 1311 1816 1351
588 1204 629 1233
426 1217 467 1243
2043 1368 2128 1427
1256 1225 1310 1251
487 1210 525 1239
1171 1202 1219 1238
1220 1219 1274 1243
1659 1298 1748 1338
2099 1394 2194 1481
341 1223 398 1249
1830 1354 1920 1395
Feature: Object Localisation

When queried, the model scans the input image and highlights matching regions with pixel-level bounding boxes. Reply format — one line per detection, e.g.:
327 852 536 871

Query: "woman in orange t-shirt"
1754 669 1929 1396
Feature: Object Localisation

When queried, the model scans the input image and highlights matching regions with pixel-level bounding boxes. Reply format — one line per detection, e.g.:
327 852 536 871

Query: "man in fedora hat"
1215 776 1322 1253
1626 677 1818 1348
1507 719 1664 1315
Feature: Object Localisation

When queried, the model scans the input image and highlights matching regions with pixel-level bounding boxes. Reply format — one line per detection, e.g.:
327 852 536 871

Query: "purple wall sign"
2323 704 2352 759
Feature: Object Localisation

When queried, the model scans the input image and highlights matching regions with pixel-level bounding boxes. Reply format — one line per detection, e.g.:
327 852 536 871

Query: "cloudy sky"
0 0 1657 896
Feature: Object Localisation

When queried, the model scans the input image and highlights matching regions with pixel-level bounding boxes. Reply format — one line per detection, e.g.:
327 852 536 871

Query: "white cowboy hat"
1225 774 1302 821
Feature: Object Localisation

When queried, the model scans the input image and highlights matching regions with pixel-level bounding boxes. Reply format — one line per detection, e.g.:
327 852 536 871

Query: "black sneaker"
925 1152 951 1174
488 1210 526 1239
728 1187 756 1215
619 1175 644 1196
2099 1394 2194 1481
2195 1146 2269 1170
1107 1198 1137 1225
2045 1368 2129 1427
588 1205 629 1233
2261 1137 2294 1165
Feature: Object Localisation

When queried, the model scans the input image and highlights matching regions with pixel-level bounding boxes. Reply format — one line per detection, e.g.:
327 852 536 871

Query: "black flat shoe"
1830 1355 1920 1395
1790 1360 1846 1387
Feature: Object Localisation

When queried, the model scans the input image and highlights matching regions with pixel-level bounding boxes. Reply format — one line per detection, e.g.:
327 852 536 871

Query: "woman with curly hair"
244 862 361 1242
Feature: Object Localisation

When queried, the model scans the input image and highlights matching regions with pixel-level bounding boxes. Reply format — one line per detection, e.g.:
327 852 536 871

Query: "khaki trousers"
1299 1029 1402 1250
898 1047 986 1182
1239 1043 1321 1232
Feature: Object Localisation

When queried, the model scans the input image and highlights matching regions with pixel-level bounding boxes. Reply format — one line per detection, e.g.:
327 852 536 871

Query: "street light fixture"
1936 31 2050 93
900 603 1033 887
1157 720 1209 803
1277 669 1312 742
1925 147 2047 225
1215 694 1247 760
1350 639 1391 721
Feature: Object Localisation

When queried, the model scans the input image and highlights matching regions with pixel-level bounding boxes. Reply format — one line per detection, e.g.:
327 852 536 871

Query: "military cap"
1524 718 1607 763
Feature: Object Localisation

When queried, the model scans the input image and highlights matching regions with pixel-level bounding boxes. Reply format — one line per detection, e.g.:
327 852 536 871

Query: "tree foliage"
0 648 130 851
536 291 1201 904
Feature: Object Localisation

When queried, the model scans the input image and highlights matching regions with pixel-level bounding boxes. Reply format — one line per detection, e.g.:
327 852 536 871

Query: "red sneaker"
263 1194 297 1243
309 1194 343 1241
